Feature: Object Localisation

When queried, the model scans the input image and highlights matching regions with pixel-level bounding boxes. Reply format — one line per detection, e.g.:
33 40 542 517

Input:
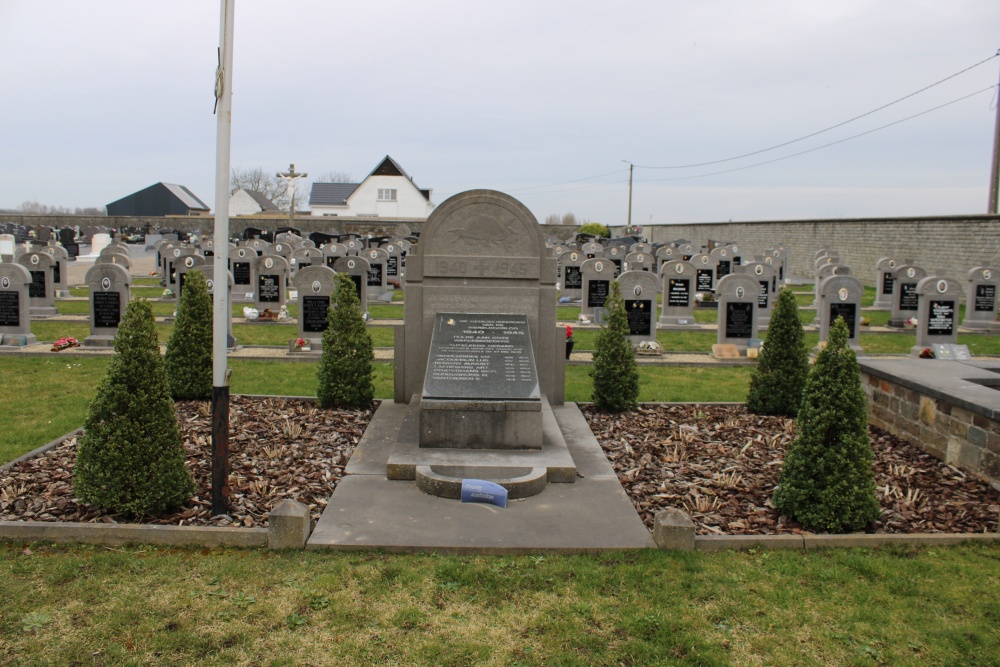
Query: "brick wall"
863 372 1000 491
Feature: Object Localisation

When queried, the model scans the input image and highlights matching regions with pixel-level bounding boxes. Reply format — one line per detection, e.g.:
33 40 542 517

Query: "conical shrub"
589 280 639 413
164 269 213 400
74 299 194 516
774 317 881 533
317 272 375 409
746 287 810 416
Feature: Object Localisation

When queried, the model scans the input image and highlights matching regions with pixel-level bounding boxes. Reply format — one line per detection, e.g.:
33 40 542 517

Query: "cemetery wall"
633 214 1000 286
863 372 1000 490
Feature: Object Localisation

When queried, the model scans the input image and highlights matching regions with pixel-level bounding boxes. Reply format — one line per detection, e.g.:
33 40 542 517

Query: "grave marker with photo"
332 255 370 311
17 251 58 317
580 257 613 317
364 247 390 300
888 264 927 327
200 265 237 349
715 273 760 352
911 276 961 355
961 266 1000 332
816 274 863 354
292 265 336 350
253 254 290 311
83 262 131 348
0 263 37 346
873 257 899 309
616 270 659 345
658 259 698 327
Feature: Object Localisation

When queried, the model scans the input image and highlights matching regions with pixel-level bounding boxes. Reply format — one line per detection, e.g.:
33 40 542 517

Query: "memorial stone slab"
910 276 961 355
812 263 851 315
17 251 58 317
658 260 698 327
0 264 37 346
232 246 257 301
961 266 1000 332
655 245 681 274
724 243 744 267
617 270 660 344
603 245 625 277
83 262 131 347
364 247 390 300
292 265 336 350
382 243 403 281
743 261 777 328
888 264 927 327
629 242 653 255
711 246 734 279
290 247 322 278
715 273 760 352
816 274 864 354
41 245 70 297
678 243 697 261
559 251 585 300
580 257 613 316
253 254 290 310
690 253 720 295
332 255 370 310
874 257 899 309
624 251 655 277
344 238 364 256
581 241 604 259
174 254 207 303
200 265 237 348
322 242 349 269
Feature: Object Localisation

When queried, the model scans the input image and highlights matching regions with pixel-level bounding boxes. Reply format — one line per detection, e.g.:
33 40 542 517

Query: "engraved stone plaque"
725 302 753 338
625 299 652 336
0 292 19 327
301 296 330 333
93 292 121 328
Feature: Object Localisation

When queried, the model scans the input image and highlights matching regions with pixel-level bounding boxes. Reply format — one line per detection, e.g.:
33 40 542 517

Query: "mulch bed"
0 397 375 529
582 404 1000 535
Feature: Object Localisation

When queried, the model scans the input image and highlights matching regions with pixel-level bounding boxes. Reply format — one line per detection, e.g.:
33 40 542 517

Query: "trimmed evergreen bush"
589 280 639 413
74 299 194 516
317 272 375 409
746 287 810 416
164 269 213 400
773 317 881 533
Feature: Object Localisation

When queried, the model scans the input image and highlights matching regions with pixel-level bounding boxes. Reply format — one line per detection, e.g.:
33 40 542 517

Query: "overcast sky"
2 1 999 225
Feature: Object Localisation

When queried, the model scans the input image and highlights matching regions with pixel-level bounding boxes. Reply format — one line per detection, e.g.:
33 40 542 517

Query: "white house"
229 189 280 217
309 156 434 218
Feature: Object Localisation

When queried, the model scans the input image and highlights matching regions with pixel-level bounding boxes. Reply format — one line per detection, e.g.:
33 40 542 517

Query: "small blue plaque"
460 479 508 509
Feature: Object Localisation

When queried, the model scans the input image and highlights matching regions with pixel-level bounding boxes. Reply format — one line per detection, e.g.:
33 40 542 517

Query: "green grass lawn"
0 542 997 665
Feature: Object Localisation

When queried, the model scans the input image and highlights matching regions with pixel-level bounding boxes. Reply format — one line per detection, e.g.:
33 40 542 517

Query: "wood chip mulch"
0 396 376 529
583 404 1000 535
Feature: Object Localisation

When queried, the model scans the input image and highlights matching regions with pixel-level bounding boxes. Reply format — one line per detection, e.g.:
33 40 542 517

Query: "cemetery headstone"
83 262 131 347
323 243 349 269
888 264 927 327
290 247 323 278
604 245 625 277
174 254 207 303
655 245 680 274
580 258 613 317
200 265 236 348
624 251 655 276
715 273 760 353
961 266 1000 332
690 253 720 296
816 274 864 354
90 232 111 257
291 265 336 351
0 263 38 346
616 270 660 345
42 244 70 298
581 241 604 259
658 260 698 327
17 251 58 317
911 276 961 356
711 246 734 279
332 255 370 311
232 246 257 301
743 261 777 328
559 251 585 300
873 257 899 309
364 247 390 300
254 254 290 311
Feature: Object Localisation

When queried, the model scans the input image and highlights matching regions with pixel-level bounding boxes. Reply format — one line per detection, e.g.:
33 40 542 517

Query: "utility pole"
277 164 308 227
622 160 634 235
989 49 1000 215
211 0 235 517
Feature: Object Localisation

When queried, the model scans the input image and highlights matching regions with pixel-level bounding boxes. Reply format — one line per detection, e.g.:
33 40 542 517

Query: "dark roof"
106 182 209 216
244 190 279 211
368 155 431 202
309 182 360 206
162 183 210 211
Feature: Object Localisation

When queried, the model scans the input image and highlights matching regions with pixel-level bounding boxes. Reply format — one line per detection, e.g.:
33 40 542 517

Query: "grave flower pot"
565 340 575 359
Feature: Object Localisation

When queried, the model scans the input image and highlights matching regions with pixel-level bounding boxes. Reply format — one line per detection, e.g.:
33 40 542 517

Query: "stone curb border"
694 532 1000 551
0 521 268 549
0 429 83 474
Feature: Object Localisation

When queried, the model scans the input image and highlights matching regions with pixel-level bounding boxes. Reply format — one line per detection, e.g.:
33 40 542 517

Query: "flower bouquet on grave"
242 306 259 321
51 336 80 352
636 340 663 356
294 337 311 352
919 347 935 359
257 308 278 322
162 288 174 298
565 325 575 359
860 316 872 328
904 317 917 330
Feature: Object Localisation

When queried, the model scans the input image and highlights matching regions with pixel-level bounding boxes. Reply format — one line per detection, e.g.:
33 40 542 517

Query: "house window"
377 188 397 201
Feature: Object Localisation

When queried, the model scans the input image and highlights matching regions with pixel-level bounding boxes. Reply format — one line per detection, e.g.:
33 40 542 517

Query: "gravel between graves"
582 404 1000 535
2 399 998 535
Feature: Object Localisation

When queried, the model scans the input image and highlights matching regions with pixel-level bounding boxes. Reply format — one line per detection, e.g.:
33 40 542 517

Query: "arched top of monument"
420 190 541 259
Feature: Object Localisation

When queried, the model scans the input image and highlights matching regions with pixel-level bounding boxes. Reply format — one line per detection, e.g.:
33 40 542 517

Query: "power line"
638 85 998 183
635 52 999 170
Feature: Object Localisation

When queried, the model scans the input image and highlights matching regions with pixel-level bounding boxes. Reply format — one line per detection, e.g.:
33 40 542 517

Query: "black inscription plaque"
387 256 398 277
758 281 769 309
881 272 894 295
29 271 46 298
696 269 713 292
625 300 652 336
52 263 60 285
564 266 582 289
257 274 280 302
326 256 337 268
301 296 330 333
829 303 857 338
927 300 955 336
0 292 20 327
667 278 690 307
732 256 741 266
422 313 539 400
298 262 311 270
233 262 251 285
898 283 918 311
725 302 753 338
204 250 214 257
177 272 187 299
587 280 610 308
367 263 383 287
975 284 996 312
93 292 121 328
716 260 731 278
64 243 79 258
350 274 363 301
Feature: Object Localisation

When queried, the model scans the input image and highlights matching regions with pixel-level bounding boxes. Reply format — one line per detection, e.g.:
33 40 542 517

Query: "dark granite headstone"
301 296 330 333
667 278 690 307
587 280 609 308
625 299 653 336
258 274 280 302
233 262 251 285
0 292 19 327
422 313 539 401
927 300 955 335
725 302 753 338
93 292 121 328
829 302 857 339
